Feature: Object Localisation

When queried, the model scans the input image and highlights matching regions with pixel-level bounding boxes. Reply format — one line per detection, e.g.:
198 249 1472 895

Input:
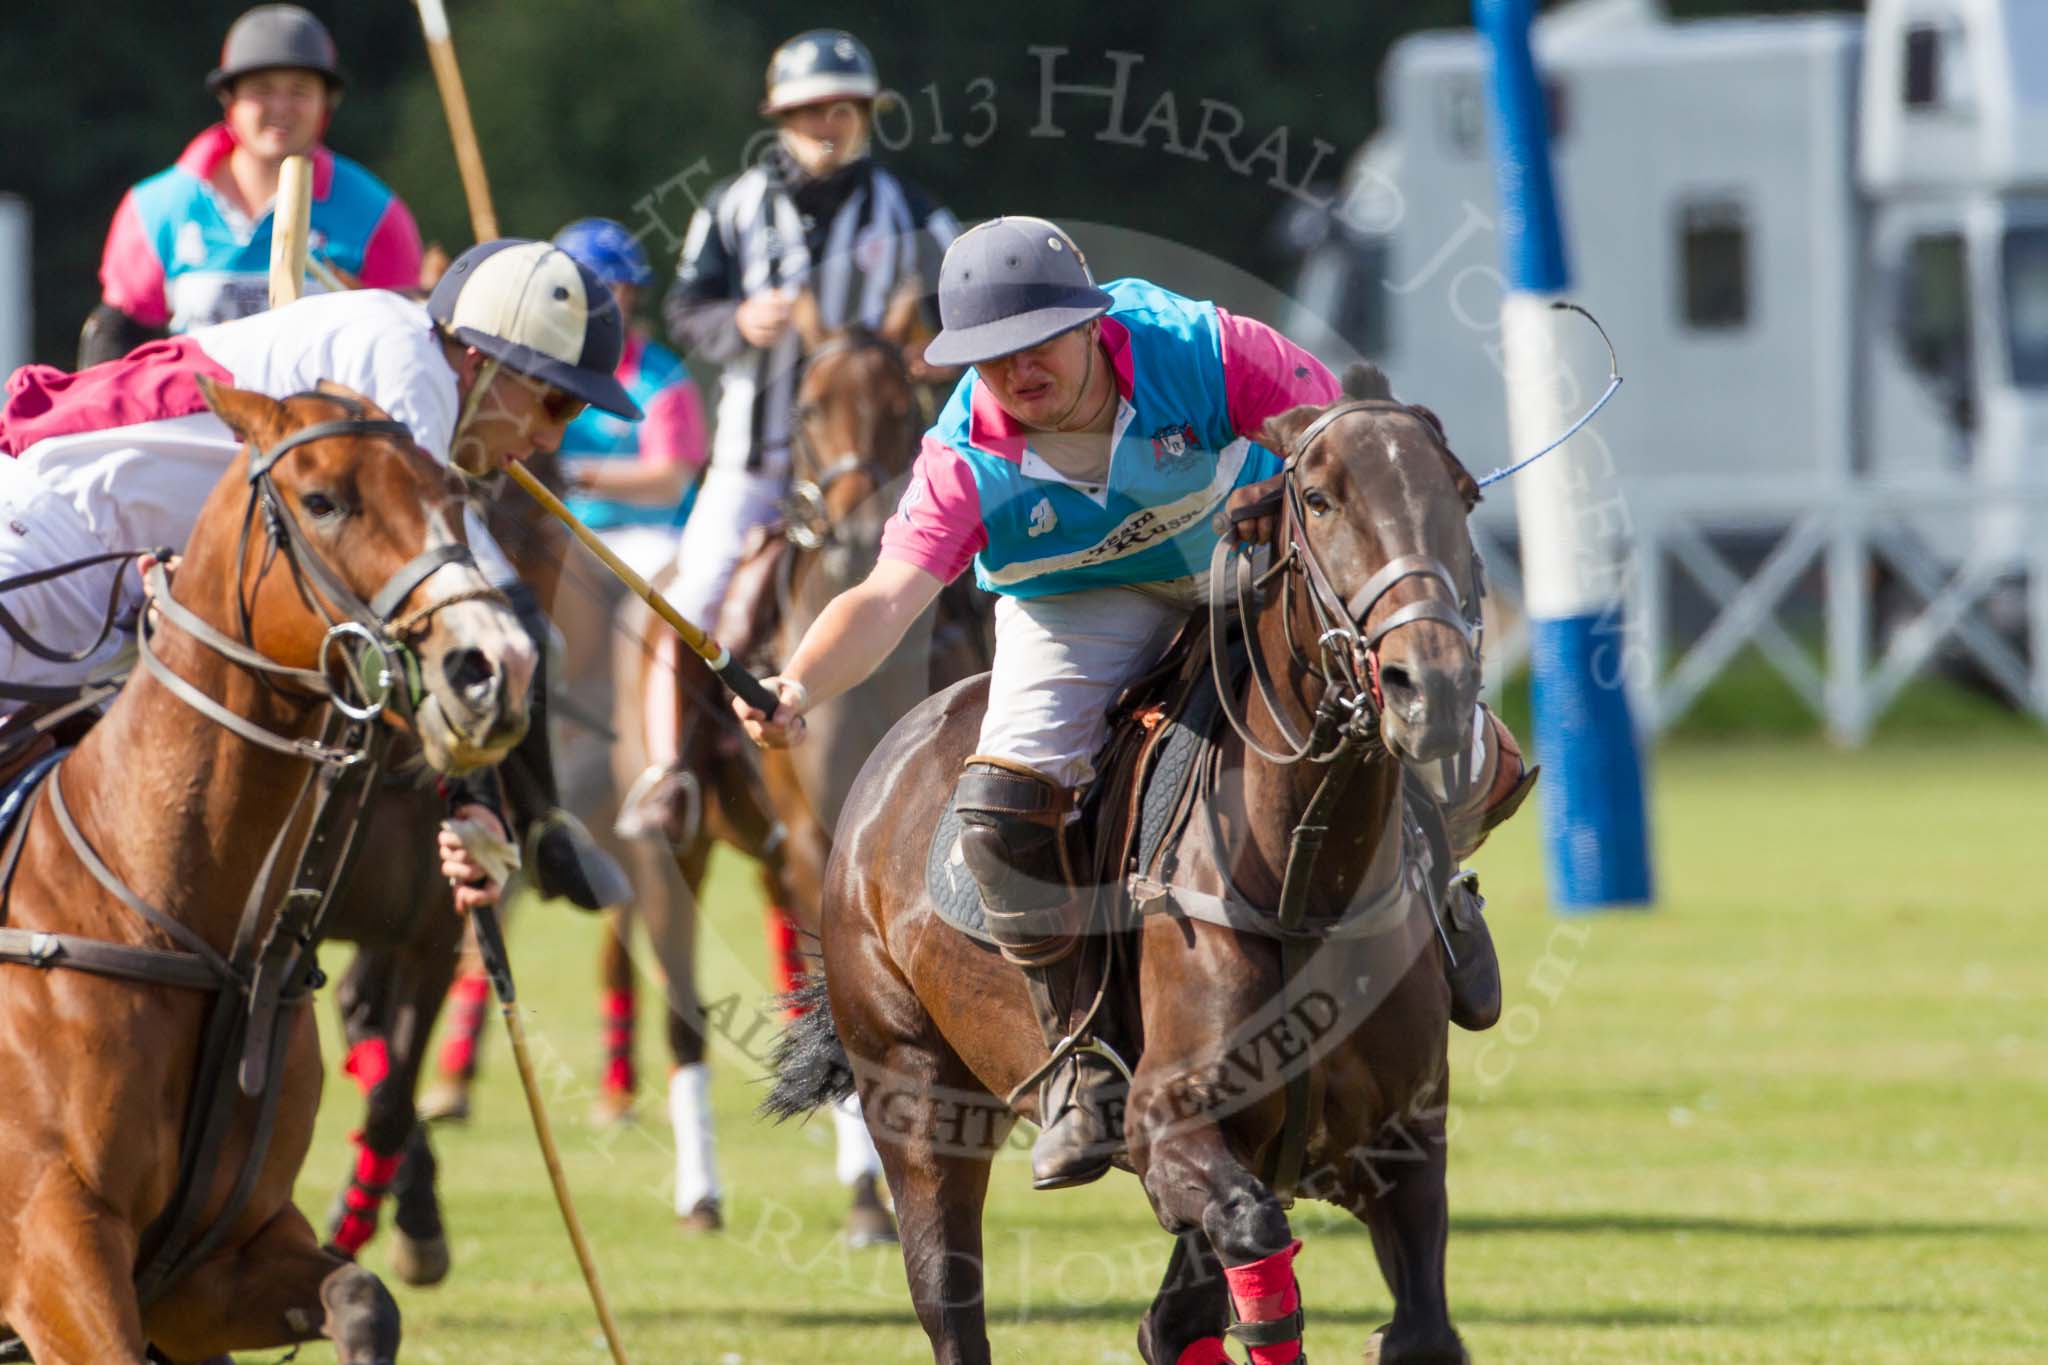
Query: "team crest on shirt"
1150 421 1199 473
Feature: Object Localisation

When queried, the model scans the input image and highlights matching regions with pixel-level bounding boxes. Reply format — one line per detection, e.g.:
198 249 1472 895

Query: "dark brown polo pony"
610 284 986 1239
0 383 532 1364
770 368 1487 1364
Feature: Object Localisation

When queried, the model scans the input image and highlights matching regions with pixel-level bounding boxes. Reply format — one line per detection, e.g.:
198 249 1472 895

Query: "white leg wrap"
668 1063 722 1211
831 1092 883 1185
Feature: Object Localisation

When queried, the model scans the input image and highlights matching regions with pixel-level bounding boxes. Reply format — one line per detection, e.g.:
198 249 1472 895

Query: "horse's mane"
1341 363 1395 402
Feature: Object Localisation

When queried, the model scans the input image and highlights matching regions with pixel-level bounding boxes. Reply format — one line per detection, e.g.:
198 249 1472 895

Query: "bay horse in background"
0 383 533 1364
770 367 1489 1365
307 448 574 1286
610 282 989 1241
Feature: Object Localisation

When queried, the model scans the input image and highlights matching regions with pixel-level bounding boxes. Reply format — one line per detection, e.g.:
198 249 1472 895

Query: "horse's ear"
1259 403 1325 462
878 274 923 349
1408 402 1481 511
197 375 286 445
791 287 828 355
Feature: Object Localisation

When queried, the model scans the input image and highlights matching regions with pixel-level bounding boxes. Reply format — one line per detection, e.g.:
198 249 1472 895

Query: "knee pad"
954 760 1077 943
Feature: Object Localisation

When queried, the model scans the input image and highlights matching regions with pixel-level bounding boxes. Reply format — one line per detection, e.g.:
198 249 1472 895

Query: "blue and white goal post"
1474 0 1653 910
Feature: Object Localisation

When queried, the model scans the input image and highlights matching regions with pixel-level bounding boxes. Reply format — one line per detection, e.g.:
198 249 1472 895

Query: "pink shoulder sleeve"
640 378 707 468
99 190 169 328
1216 307 1340 440
879 436 987 583
357 197 424 291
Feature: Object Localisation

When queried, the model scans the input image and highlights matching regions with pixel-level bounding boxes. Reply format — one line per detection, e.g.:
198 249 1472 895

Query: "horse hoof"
1364 1325 1470 1365
589 1087 636 1128
418 1081 471 1124
392 1231 451 1287
678 1196 723 1233
846 1174 898 1248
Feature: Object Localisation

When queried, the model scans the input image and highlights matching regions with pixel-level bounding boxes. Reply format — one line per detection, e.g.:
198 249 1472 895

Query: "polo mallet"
267 153 313 307
410 5 641 1362
408 0 779 720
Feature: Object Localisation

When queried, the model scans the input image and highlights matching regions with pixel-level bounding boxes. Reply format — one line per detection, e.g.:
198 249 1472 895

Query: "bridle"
144 396 506 766
1213 399 1485 768
783 330 912 553
0 397 514 1309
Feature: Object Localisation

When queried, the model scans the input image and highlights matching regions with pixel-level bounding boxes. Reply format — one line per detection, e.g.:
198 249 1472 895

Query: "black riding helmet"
207 5 343 95
760 29 879 115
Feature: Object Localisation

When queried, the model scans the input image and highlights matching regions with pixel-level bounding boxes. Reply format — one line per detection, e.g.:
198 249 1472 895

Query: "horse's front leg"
1130 1100 1303 1365
1135 1227 1231 1365
145 1203 398 1365
0 1168 147 1365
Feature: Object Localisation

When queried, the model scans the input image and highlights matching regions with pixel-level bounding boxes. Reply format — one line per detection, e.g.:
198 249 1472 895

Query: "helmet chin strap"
1049 330 1112 434
451 354 504 474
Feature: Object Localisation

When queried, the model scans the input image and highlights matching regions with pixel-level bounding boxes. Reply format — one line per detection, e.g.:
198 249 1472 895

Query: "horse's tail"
761 974 856 1120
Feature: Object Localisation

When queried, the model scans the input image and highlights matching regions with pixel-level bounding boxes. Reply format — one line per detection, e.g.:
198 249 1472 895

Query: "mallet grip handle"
501 463 782 715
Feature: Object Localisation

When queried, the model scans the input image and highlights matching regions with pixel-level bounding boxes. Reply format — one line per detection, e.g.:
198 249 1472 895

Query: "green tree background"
3 0 1851 366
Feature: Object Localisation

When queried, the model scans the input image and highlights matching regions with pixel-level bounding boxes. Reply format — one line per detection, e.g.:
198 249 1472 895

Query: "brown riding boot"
954 759 1128 1191
1440 710 1539 1032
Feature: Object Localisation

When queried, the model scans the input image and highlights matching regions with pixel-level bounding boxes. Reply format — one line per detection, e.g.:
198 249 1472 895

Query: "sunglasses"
542 389 587 423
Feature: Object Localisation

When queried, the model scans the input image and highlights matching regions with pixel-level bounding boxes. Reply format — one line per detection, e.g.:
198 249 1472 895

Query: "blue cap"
923 217 1113 367
761 29 880 115
553 217 654 288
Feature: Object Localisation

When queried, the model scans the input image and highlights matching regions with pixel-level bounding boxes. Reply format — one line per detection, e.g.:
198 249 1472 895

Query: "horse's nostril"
442 647 497 705
1379 663 1415 696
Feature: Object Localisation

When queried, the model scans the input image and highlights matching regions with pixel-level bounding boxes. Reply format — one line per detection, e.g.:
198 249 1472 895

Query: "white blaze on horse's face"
408 504 536 776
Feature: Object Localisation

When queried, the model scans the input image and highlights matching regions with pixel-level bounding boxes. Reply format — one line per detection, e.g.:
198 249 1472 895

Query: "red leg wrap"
1175 1338 1233 1365
1223 1238 1304 1365
766 906 805 1009
601 987 635 1095
437 971 492 1080
330 1137 406 1255
342 1037 391 1095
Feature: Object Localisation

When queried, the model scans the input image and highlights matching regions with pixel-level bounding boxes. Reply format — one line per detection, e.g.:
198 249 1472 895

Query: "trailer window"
1678 199 1749 330
1900 233 1972 382
1904 26 1942 107
2005 228 2048 388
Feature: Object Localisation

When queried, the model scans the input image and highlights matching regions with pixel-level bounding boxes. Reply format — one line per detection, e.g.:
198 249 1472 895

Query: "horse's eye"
301 491 341 521
797 402 822 425
1303 488 1332 517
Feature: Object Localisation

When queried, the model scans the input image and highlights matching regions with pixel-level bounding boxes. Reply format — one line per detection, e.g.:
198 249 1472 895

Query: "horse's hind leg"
328 929 457 1286
1351 1099 1465 1365
863 1045 1010 1365
1 1175 146 1364
1135 1229 1231 1365
143 1205 398 1365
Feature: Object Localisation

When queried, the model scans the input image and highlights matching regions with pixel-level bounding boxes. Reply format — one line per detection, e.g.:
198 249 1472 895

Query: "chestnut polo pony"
0 382 533 1364
770 366 1489 1365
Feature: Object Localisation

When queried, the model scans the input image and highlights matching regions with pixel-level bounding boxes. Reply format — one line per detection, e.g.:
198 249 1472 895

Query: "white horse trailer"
1281 0 2048 739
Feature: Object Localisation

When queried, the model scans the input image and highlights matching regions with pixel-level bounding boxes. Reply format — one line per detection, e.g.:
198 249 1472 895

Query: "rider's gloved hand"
734 676 809 750
1213 471 1287 547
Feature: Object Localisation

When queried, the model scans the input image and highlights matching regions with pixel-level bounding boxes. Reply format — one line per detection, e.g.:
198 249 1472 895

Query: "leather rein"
1203 398 1486 1207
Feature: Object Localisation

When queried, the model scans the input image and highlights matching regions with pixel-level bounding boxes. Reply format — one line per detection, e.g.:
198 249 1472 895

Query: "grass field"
269 729 2048 1364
